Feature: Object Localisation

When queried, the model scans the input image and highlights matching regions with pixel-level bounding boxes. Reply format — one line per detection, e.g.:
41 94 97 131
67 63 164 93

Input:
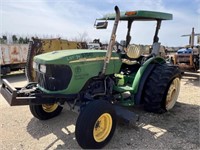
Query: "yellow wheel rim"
93 113 112 143
42 103 59 113
166 78 180 110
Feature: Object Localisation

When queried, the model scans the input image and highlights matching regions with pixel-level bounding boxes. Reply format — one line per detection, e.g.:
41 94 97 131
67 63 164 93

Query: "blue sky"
1 0 200 46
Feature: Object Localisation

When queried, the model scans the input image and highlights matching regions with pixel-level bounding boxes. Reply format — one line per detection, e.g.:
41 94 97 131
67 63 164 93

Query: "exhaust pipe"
101 6 120 76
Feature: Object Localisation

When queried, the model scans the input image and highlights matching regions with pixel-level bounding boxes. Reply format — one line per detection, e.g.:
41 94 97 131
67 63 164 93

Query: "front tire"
143 64 181 113
29 103 63 120
75 100 117 149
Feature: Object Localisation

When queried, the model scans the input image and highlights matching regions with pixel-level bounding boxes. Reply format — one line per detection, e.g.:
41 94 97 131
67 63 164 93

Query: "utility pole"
181 27 200 48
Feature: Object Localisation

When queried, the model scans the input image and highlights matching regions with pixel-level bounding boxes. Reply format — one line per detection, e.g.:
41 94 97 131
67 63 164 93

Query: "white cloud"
1 1 88 37
1 0 199 46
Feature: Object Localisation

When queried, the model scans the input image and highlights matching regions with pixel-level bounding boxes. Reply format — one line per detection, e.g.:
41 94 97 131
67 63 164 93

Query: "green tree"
2 35 7 43
0 35 7 44
18 37 24 44
12 35 18 43
24 37 30 44
0 38 3 44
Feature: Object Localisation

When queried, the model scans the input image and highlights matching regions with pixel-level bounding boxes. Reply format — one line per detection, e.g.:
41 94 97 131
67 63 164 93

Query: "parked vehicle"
1 6 181 149
173 28 200 72
0 44 29 75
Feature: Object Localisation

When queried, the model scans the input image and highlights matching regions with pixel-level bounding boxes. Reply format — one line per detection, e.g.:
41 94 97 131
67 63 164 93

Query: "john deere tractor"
1 6 181 149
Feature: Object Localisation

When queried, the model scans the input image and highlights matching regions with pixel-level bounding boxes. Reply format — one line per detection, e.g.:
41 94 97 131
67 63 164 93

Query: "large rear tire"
29 103 63 120
143 64 181 113
75 100 117 149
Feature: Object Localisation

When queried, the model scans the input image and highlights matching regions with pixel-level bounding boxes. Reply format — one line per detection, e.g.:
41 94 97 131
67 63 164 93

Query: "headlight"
40 64 46 73
127 45 142 59
33 61 37 69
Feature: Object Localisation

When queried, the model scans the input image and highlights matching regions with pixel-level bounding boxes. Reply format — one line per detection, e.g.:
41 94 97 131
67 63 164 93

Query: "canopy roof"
98 10 172 21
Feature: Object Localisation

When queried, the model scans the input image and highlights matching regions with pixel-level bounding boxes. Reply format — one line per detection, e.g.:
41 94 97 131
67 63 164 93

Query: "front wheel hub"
93 113 113 142
42 103 59 113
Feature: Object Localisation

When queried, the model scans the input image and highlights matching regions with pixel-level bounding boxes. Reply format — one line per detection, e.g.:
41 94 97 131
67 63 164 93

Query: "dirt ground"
0 71 199 150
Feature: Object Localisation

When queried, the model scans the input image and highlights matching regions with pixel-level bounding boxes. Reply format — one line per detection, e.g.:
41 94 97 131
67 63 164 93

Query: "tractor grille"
36 64 72 91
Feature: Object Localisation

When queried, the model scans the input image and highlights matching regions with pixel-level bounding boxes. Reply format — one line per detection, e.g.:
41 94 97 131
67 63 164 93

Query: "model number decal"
67 53 94 62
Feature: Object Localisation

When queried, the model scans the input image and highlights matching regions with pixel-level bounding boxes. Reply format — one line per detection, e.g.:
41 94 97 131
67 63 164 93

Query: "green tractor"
1 6 181 149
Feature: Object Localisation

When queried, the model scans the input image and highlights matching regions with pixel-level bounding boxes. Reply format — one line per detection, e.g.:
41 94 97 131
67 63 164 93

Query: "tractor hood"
34 49 120 64
33 49 122 94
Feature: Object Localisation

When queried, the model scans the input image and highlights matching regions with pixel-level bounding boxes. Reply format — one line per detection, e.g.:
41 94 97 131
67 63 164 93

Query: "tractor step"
114 105 139 127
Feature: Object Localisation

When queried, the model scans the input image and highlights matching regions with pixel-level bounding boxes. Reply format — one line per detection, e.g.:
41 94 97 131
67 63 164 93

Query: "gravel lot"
0 72 199 150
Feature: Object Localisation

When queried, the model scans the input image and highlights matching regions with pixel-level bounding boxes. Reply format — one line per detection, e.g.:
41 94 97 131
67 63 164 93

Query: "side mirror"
94 20 108 29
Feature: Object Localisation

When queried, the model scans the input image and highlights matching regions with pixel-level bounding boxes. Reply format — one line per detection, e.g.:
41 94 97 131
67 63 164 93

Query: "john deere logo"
75 66 81 74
